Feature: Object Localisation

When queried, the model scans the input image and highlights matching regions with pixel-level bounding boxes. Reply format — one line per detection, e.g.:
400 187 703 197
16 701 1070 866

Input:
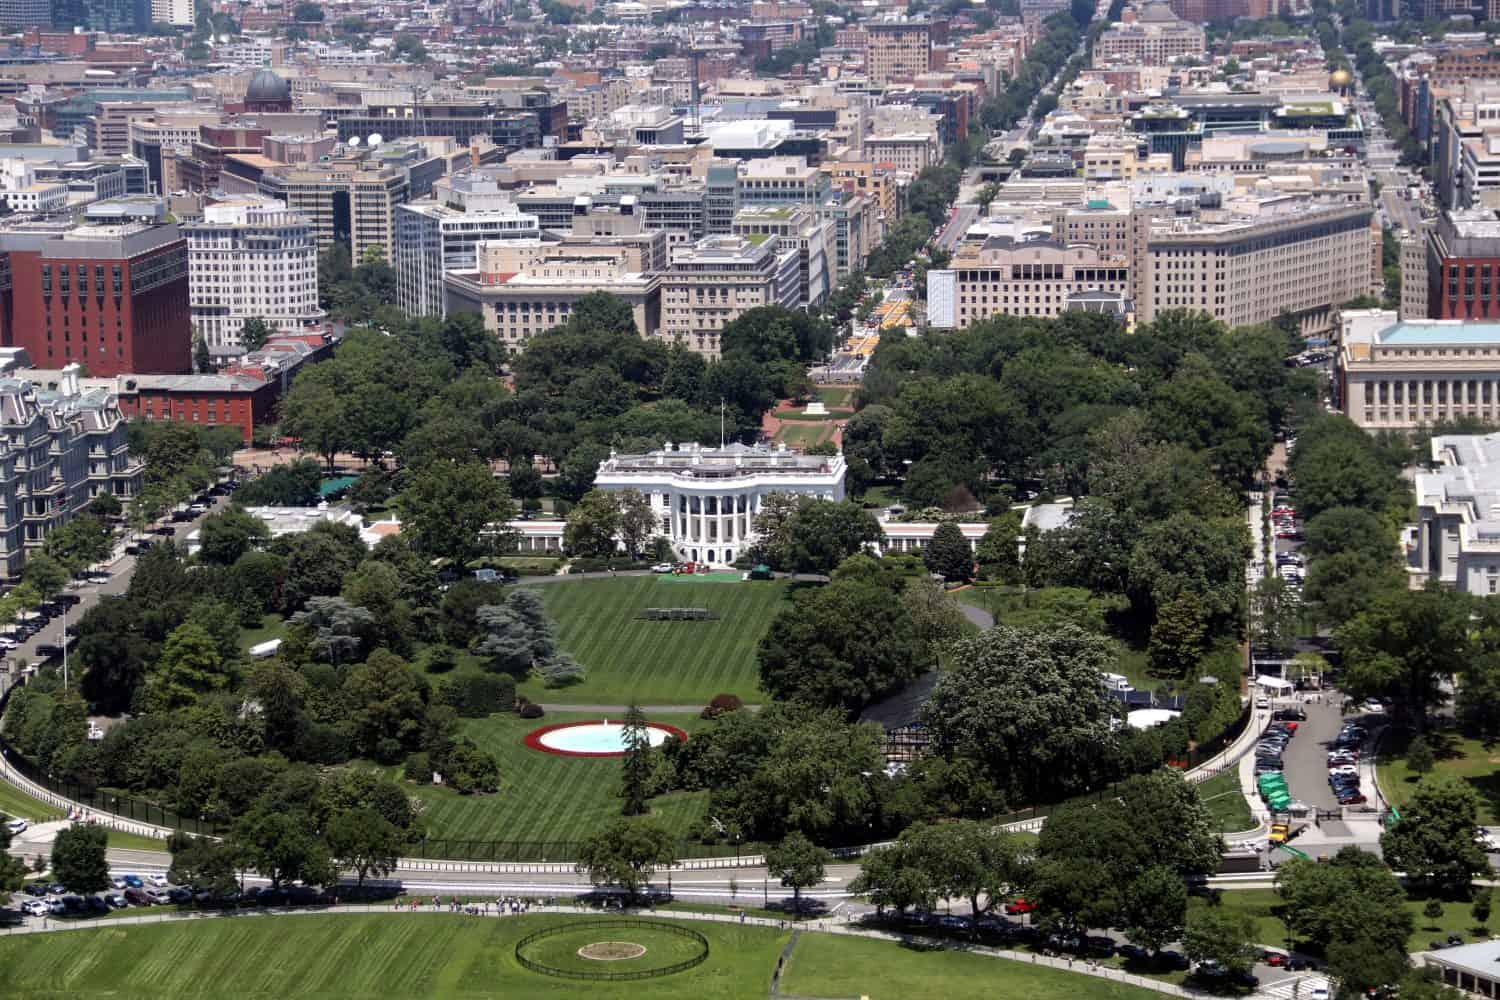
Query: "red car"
1004 899 1036 915
1263 952 1287 967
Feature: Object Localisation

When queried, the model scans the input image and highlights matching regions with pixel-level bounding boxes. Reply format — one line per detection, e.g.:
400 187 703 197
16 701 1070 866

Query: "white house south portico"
592 441 846 567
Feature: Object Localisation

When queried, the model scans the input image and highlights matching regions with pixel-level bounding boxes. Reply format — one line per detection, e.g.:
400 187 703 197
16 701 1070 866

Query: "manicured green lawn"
776 408 854 422
519 922 705 973
1377 731 1500 825
404 711 709 847
772 421 835 449
1207 888 1497 954
0 779 64 823
0 914 788 999
236 612 286 653
516 577 792 706
107 829 169 852
816 386 854 407
1197 770 1254 833
780 932 1164 1000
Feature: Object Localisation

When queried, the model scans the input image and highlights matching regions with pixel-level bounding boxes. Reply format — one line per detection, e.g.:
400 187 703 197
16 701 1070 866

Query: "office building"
660 235 801 358
928 236 1132 328
149 0 191 26
1411 431 1500 593
1137 201 1377 335
864 19 932 86
1340 311 1500 431
0 219 190 376
0 0 48 28
258 164 409 263
395 199 541 318
0 364 140 577
862 133 939 172
1093 3 1207 67
444 240 660 347
593 442 846 568
732 205 834 309
184 196 324 350
1427 209 1500 321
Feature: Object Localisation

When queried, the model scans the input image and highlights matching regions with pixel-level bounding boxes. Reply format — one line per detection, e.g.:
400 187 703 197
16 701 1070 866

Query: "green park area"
406 711 708 846
1203 888 1495 955
1377 731 1500 825
0 914 1164 1000
515 576 791 706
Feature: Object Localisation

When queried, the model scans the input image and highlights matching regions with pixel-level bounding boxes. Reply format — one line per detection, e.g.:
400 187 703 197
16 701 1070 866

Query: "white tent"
1255 675 1294 692
1127 708 1180 730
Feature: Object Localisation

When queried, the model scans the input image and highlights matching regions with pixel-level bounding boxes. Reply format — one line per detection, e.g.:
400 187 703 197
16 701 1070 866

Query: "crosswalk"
1257 974 1330 999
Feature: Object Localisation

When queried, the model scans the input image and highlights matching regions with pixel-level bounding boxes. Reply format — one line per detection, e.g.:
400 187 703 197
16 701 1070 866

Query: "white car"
148 873 169 888
111 875 126 890
21 899 47 917
651 563 675 574
1476 830 1500 852
1329 765 1359 777
1362 698 1386 714
4 818 26 835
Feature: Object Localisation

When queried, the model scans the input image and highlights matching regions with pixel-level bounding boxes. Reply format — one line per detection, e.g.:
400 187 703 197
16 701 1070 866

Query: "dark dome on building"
245 69 291 105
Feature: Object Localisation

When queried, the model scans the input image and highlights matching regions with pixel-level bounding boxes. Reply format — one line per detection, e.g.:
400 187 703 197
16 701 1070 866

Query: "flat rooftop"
1380 322 1500 345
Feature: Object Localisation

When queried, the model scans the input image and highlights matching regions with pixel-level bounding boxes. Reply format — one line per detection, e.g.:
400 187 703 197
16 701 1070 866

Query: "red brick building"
1427 209 1500 321
0 221 191 377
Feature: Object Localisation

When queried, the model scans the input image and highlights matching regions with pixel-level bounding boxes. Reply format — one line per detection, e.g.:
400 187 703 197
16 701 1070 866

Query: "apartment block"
258 163 410 263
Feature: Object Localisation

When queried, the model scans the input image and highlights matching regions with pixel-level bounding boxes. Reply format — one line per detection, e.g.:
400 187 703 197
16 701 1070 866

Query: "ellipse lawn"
0 914 785 999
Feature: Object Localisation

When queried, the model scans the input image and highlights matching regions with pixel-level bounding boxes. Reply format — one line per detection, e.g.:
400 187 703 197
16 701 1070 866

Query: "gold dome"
1329 68 1353 87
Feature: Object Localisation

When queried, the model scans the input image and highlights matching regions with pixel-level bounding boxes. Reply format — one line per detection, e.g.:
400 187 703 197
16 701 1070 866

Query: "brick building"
0 220 191 377
1427 209 1500 321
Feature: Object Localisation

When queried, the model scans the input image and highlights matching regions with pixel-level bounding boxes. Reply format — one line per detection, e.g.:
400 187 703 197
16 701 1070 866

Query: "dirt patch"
578 941 647 961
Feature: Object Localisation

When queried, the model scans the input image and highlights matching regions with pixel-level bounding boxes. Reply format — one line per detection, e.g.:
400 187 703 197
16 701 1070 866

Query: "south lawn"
1377 730 1500 825
0 914 1168 1000
516 576 793 706
404 711 709 846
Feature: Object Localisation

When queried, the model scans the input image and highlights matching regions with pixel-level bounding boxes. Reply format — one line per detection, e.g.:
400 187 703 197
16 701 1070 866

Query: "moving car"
651 563 675 574
5 818 27 835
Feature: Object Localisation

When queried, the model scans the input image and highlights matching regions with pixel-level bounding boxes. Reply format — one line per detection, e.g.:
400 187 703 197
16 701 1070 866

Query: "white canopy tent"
1254 675 1294 693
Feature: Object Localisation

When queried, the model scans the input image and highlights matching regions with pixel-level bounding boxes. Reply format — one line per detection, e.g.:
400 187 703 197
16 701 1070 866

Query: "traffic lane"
10 494 231 672
1278 689 1343 811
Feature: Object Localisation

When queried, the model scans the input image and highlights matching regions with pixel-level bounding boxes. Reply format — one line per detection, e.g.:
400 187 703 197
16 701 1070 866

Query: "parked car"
84 895 110 915
1362 698 1385 714
1004 899 1036 915
34 644 63 659
122 888 151 906
21 883 46 897
148 873 169 888
651 563 675 574
166 887 193 904
21 899 48 917
110 876 127 890
5 818 27 835
104 893 127 909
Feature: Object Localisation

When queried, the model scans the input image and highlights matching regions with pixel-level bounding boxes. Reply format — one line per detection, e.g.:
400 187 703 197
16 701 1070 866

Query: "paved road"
936 204 980 252
1279 694 1342 811
1 495 230 689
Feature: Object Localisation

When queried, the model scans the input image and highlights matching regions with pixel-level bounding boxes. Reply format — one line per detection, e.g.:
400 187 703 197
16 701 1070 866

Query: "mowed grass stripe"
409 712 708 845
0 914 791 999
516 578 791 705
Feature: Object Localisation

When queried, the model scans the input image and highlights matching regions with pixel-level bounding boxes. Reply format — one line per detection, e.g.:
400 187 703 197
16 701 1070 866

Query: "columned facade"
592 442 845 567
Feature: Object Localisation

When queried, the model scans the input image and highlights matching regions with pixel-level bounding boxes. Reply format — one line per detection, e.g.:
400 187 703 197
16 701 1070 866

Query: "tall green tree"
619 703 652 816
765 831 832 912
400 460 516 565
325 807 403 887
575 818 676 899
50 824 110 894
1337 586 1471 729
923 522 974 582
1381 776 1489 896
563 489 622 560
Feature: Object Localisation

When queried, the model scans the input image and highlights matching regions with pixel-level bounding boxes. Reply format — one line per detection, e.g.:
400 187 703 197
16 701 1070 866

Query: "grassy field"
780 933 1163 1000
1207 888 1495 954
816 386 854 408
0 914 1181 1000
1197 770 1255 833
0 780 64 823
0 914 787 999
405 711 709 845
772 421 836 450
1377 731 1500 824
516 577 792 706
519 923 705 973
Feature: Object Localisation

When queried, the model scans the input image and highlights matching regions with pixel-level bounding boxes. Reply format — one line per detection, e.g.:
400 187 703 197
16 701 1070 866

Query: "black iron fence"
514 919 709 981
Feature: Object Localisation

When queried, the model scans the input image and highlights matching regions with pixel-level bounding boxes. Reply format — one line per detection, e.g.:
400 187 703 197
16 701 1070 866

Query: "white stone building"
185 196 325 349
593 442 846 567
